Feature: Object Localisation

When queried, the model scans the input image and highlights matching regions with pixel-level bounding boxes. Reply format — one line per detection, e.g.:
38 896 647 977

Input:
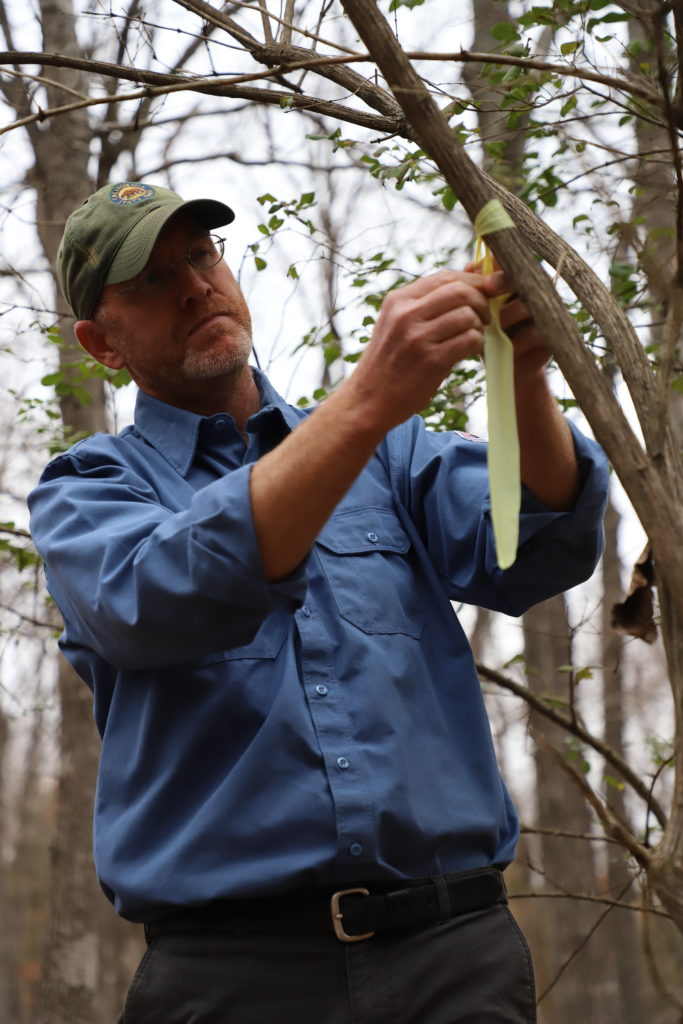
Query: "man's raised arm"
250 269 579 582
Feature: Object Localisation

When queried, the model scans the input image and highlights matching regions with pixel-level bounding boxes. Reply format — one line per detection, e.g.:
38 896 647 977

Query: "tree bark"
28 0 110 1019
34 660 100 1024
599 493 648 1023
0 707 21 1022
524 595 612 1022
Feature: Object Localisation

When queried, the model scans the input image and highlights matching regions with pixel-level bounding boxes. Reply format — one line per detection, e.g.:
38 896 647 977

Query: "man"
29 181 608 1024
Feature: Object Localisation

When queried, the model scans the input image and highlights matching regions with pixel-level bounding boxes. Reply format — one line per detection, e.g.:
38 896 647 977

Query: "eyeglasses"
114 234 226 299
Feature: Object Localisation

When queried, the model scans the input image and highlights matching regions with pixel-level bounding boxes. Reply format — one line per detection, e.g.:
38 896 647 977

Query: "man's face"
90 212 253 406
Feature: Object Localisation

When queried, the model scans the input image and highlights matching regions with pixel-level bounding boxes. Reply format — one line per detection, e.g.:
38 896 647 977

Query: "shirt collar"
133 367 306 477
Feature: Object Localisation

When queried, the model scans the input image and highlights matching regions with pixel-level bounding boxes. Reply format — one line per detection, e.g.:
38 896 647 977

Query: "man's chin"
180 334 252 380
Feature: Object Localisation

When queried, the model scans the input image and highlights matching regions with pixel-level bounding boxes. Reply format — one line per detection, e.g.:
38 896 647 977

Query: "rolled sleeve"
391 415 609 617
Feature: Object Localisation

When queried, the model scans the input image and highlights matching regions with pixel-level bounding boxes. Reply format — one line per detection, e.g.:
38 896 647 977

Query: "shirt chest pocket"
315 508 424 639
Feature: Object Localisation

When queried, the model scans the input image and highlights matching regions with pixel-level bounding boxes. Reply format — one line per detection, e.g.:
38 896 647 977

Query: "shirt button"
349 842 363 858
336 756 350 770
214 418 227 429
315 684 328 696
301 605 311 617
367 532 379 543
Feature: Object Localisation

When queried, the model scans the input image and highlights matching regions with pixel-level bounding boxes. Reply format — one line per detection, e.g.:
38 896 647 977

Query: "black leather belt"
144 867 506 945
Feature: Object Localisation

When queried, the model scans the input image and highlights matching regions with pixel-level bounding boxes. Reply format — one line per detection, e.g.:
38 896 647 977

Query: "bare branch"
0 525 32 539
510 890 669 916
521 824 622 844
478 661 668 827
172 0 358 55
257 0 274 44
0 602 53 631
535 878 648 1007
0 65 86 100
0 56 404 138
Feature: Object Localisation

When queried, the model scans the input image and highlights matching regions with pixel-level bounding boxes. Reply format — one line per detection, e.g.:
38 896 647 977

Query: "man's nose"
175 257 212 301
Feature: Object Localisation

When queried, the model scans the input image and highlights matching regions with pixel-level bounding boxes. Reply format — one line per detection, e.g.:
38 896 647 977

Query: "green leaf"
588 11 630 32
560 94 577 117
560 40 580 55
254 257 267 271
491 21 520 43
441 186 456 211
389 0 426 9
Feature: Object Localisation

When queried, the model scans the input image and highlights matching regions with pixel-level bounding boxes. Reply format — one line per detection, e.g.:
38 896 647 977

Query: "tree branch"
0 55 403 138
510 889 668 916
535 730 651 867
478 661 668 827
521 824 622 844
172 0 358 55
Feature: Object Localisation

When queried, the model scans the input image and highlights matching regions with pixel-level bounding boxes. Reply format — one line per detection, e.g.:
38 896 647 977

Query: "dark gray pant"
118 904 536 1023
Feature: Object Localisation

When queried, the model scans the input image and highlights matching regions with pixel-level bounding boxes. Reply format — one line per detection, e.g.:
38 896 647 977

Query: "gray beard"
177 323 253 380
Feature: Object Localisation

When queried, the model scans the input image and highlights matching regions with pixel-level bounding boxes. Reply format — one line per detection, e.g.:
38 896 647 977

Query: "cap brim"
104 198 235 286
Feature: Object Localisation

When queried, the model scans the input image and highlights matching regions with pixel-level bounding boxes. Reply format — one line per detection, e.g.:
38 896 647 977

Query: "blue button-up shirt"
28 370 609 922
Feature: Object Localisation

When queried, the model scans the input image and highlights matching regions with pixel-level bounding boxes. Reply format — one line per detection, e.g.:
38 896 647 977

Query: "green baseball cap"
56 181 235 320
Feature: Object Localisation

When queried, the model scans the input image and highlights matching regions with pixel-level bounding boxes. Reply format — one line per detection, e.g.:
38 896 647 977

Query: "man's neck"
142 364 262 431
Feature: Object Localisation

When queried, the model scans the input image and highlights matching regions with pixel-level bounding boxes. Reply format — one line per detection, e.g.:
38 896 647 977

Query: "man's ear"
75 319 127 370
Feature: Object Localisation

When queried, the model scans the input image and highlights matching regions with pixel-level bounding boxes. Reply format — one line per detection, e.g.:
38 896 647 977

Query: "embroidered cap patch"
109 182 156 205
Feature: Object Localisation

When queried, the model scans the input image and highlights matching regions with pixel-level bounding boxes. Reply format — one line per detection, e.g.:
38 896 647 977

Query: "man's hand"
346 270 495 434
464 260 551 377
463 262 580 512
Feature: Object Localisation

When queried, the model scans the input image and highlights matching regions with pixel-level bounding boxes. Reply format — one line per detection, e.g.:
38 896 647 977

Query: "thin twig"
521 824 621 844
535 880 641 1006
510 890 668 917
0 66 86 100
173 0 357 54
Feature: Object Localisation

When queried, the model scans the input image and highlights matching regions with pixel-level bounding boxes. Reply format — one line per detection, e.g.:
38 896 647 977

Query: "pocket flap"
317 507 410 555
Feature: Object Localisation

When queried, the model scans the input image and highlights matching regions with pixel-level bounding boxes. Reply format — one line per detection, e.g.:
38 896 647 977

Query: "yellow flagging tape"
473 199 519 570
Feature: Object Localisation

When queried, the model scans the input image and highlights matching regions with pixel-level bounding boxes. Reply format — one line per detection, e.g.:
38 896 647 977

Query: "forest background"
1 0 683 1021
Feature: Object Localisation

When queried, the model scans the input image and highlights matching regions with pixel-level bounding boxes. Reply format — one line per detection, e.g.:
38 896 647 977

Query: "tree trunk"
29 0 111 1019
599 494 648 1023
34 660 101 1024
524 595 612 1022
0 707 21 1022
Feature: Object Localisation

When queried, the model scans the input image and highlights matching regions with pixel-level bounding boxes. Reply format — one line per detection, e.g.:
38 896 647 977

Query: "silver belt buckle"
330 887 375 942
